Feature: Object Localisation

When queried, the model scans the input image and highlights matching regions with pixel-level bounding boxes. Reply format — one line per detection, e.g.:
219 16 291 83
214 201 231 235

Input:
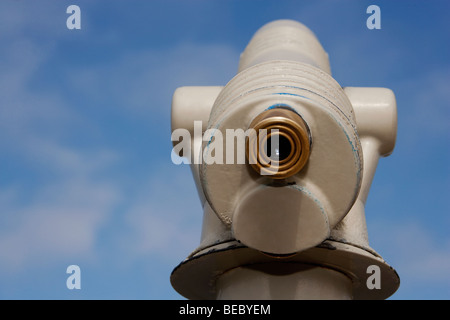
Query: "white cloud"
0 1 63 42
0 20 236 274
120 165 203 263
0 11 123 274
0 176 121 273
55 41 240 263
0 42 122 272
369 220 450 286
401 67 450 140
64 42 240 117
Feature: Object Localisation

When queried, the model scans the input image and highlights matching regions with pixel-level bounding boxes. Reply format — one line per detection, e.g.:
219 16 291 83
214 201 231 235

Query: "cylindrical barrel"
238 20 331 74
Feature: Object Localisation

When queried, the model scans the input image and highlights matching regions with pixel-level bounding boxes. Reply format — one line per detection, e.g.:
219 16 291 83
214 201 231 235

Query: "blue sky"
0 0 448 300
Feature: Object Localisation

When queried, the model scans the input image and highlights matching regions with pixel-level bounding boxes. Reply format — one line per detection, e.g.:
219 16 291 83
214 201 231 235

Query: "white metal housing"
170 19 399 300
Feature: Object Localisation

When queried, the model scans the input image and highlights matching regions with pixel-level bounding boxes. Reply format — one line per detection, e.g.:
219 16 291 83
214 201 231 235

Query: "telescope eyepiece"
246 108 311 179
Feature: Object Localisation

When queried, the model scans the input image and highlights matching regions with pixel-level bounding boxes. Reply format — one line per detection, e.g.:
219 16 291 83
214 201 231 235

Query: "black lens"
266 135 291 162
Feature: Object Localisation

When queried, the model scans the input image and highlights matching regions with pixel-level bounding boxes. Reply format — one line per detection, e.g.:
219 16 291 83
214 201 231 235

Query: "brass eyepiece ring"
246 108 311 179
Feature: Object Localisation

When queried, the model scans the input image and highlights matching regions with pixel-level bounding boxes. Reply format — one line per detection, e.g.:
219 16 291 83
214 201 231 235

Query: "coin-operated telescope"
170 20 399 299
